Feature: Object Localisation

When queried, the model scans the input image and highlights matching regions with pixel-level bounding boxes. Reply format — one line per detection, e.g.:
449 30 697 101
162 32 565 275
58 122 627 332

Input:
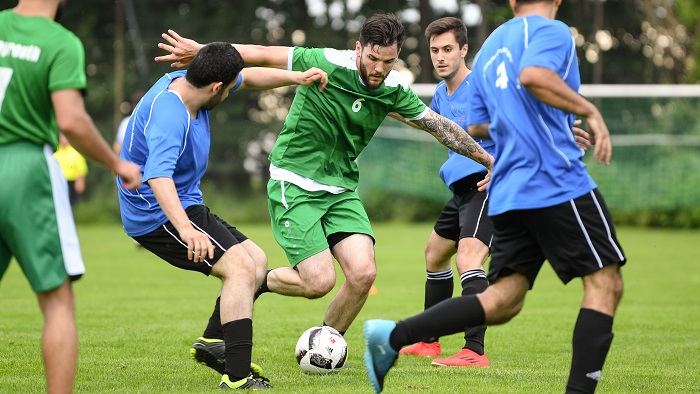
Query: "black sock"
202 296 223 339
323 322 346 337
566 308 614 394
222 318 253 381
389 295 485 352
254 269 272 301
460 270 488 355
422 270 454 342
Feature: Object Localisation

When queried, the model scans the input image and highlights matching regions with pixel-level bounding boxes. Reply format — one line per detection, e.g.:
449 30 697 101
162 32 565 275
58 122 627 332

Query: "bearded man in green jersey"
156 13 493 367
0 1 142 392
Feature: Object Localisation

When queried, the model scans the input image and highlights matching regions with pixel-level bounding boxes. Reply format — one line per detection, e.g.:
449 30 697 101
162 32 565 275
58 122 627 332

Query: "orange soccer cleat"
431 348 490 367
399 341 442 357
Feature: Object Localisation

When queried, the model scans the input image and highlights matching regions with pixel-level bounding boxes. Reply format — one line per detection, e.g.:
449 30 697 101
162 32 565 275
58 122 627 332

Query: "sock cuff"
427 269 453 281
459 269 486 283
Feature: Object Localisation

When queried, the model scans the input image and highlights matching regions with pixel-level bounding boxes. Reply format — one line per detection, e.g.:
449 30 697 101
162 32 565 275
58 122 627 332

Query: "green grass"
1 224 699 393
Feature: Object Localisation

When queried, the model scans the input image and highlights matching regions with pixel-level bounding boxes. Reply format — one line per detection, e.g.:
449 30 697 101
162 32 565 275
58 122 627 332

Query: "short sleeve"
142 94 189 182
519 22 573 73
227 73 244 94
468 74 490 126
49 34 87 92
393 85 428 121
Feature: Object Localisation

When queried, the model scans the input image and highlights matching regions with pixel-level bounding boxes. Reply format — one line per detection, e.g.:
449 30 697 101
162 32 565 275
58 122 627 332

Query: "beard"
359 61 387 90
201 89 225 111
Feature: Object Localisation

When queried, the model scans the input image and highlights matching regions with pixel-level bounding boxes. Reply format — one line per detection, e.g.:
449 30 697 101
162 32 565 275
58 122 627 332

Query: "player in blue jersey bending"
117 42 327 390
364 1 626 393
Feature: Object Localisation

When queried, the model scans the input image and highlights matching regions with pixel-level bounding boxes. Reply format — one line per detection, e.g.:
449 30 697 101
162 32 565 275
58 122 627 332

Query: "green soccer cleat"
219 373 272 390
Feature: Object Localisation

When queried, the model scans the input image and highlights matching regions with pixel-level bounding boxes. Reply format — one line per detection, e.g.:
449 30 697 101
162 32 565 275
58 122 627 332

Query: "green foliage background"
4 1 700 227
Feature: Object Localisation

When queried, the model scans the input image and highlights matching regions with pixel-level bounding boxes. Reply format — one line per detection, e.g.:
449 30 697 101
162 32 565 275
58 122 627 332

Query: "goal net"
357 84 700 216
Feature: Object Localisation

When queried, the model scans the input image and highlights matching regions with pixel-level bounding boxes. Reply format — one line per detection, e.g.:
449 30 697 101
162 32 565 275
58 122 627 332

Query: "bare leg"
266 249 337 299
325 234 376 332
424 230 456 272
478 273 529 325
581 264 624 316
37 279 77 394
454 237 489 274
211 244 257 322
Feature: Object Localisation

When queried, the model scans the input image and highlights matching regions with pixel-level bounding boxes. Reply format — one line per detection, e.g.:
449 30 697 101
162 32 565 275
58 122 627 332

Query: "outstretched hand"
299 67 329 92
154 29 203 68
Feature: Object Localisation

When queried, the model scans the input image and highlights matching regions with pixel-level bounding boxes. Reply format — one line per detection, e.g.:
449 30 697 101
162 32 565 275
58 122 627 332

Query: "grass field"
1 223 699 393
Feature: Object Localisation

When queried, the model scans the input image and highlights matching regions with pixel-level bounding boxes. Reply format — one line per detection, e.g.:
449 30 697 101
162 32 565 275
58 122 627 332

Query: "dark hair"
185 42 243 89
359 13 406 50
424 17 468 48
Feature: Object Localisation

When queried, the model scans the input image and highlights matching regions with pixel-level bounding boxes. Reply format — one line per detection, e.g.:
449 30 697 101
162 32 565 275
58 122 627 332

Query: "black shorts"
133 205 248 276
488 189 626 287
433 173 493 248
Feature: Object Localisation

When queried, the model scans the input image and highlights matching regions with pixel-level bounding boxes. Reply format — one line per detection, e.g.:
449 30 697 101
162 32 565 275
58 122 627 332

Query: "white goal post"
410 84 700 98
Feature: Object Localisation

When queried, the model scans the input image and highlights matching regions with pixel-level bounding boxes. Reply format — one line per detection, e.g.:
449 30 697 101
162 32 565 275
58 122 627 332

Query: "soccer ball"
295 326 348 374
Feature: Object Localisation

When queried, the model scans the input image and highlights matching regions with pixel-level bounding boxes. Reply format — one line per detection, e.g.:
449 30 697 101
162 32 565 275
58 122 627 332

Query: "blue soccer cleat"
364 319 399 393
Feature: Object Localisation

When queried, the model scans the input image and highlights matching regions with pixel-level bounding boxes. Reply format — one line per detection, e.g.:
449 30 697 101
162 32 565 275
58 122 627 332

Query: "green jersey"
269 47 428 190
0 10 86 150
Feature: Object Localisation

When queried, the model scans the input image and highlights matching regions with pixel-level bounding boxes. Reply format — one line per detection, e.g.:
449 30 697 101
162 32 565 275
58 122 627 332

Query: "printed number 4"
495 62 508 89
0 67 13 111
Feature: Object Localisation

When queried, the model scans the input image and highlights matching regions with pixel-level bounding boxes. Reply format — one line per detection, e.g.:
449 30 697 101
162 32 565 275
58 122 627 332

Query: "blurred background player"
391 17 494 368
0 1 142 393
113 90 145 154
54 133 88 208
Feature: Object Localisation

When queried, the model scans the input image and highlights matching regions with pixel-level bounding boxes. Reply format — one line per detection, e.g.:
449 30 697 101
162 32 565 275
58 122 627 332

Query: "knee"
217 252 256 281
487 298 524 325
304 278 335 299
346 266 376 291
255 256 268 284
610 273 624 304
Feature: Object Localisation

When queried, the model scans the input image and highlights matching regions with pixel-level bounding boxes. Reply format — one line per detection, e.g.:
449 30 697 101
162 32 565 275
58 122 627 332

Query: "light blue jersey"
117 70 242 236
430 74 495 191
469 15 596 216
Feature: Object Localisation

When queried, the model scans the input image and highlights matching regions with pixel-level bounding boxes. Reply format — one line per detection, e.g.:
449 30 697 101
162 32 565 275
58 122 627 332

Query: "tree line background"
3 0 699 224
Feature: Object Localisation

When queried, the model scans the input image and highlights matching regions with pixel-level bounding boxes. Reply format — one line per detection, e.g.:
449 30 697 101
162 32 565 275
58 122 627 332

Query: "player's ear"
211 81 224 95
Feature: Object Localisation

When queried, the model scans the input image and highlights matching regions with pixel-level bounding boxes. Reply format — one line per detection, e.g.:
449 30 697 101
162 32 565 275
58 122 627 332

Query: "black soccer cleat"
191 337 226 374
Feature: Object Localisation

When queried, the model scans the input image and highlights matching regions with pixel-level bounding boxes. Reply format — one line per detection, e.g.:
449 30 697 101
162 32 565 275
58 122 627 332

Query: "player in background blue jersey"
389 17 494 367
364 1 625 393
117 42 327 390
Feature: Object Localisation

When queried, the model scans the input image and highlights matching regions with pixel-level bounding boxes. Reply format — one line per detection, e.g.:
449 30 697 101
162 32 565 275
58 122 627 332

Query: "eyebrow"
368 53 396 62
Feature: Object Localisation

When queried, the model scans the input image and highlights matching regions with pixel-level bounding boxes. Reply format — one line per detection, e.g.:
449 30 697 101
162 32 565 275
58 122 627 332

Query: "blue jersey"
430 74 496 191
117 70 242 236
469 15 596 216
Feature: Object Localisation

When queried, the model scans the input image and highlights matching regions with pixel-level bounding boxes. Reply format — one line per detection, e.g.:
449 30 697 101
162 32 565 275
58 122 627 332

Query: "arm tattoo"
413 110 492 168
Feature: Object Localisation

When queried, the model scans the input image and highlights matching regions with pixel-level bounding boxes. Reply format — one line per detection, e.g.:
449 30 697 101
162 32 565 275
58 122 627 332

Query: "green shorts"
0 142 85 292
267 179 374 266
